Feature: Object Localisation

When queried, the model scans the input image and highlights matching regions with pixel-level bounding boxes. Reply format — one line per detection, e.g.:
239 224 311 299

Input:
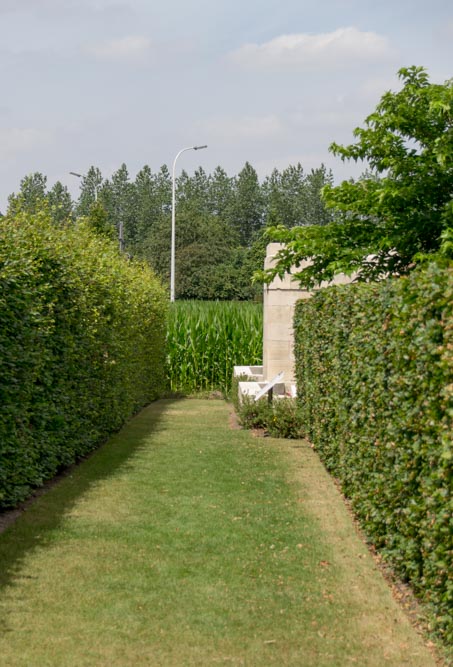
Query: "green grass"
166 300 262 394
0 400 439 666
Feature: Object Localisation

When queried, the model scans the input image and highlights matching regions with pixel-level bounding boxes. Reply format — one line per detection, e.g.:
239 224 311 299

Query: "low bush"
267 398 304 439
0 206 167 509
235 396 272 431
234 391 303 439
293 263 453 643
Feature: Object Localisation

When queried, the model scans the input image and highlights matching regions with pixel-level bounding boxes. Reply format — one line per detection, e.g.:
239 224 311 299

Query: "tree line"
5 66 450 299
5 162 334 300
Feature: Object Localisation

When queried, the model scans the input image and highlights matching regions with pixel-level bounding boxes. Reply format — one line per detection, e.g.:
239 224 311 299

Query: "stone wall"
263 243 352 386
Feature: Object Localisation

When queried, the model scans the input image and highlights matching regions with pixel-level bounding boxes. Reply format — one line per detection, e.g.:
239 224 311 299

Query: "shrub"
236 394 303 439
293 263 453 643
267 398 303 439
0 206 167 509
236 396 272 430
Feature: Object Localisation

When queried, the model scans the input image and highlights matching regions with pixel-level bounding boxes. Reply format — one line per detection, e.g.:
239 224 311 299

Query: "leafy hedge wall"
0 207 167 510
293 263 452 642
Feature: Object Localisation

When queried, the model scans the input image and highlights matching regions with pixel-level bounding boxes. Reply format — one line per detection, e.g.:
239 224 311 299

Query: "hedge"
293 263 452 642
0 207 168 510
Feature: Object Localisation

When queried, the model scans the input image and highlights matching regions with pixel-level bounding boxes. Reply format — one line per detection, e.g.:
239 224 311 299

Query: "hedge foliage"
0 207 167 510
293 264 452 642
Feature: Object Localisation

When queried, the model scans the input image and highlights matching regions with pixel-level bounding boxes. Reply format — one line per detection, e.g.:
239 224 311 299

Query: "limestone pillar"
262 243 311 385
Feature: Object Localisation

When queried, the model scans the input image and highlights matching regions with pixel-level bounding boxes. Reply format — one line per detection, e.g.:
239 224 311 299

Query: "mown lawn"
0 400 438 666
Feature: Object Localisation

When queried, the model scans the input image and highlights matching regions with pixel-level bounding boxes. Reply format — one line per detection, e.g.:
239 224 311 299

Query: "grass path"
0 399 438 666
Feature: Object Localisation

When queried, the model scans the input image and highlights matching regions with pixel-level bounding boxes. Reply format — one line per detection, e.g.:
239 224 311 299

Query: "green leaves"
293 265 453 643
260 66 453 288
0 206 167 510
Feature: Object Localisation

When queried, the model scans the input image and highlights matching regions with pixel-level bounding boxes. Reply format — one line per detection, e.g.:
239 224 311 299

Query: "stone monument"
235 242 352 402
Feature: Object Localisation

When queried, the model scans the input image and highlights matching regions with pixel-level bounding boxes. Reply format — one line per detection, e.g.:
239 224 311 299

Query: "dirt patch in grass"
0 507 23 535
0 462 82 536
228 409 242 430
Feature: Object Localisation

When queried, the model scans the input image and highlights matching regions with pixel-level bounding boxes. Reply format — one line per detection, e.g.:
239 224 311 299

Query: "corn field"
166 301 263 394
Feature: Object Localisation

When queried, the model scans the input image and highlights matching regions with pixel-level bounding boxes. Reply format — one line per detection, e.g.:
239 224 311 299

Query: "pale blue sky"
0 0 452 210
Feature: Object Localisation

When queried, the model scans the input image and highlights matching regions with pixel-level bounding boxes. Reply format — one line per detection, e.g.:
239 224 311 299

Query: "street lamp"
171 144 208 302
69 171 98 201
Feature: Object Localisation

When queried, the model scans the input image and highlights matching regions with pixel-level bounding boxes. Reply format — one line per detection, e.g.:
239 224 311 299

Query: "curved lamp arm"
171 145 208 302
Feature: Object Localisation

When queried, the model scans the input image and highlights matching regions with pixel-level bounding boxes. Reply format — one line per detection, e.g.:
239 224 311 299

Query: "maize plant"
166 301 263 394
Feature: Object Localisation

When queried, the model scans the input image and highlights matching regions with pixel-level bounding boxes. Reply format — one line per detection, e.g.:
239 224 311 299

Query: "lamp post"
171 144 207 302
69 171 98 201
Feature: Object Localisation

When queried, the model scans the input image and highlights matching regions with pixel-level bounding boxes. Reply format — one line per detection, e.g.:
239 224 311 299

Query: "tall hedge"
0 207 167 510
293 263 452 642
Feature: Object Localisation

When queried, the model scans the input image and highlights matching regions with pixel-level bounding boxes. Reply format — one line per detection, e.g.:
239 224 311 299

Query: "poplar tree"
7 172 47 215
231 162 264 246
76 167 103 217
208 166 235 223
111 163 138 249
47 181 74 225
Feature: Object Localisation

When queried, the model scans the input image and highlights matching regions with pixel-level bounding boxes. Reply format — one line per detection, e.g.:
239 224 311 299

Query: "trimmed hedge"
294 263 452 642
0 207 167 510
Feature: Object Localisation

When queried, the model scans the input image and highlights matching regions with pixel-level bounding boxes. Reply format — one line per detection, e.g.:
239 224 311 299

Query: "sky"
0 0 452 212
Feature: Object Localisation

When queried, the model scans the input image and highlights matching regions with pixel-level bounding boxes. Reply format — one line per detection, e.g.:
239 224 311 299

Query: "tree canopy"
8 160 333 299
259 67 453 289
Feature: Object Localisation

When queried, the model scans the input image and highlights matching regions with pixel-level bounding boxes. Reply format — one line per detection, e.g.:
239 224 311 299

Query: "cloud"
85 35 152 63
229 27 394 70
359 74 400 100
0 127 53 156
438 19 453 40
289 105 358 125
0 0 130 17
204 114 283 142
